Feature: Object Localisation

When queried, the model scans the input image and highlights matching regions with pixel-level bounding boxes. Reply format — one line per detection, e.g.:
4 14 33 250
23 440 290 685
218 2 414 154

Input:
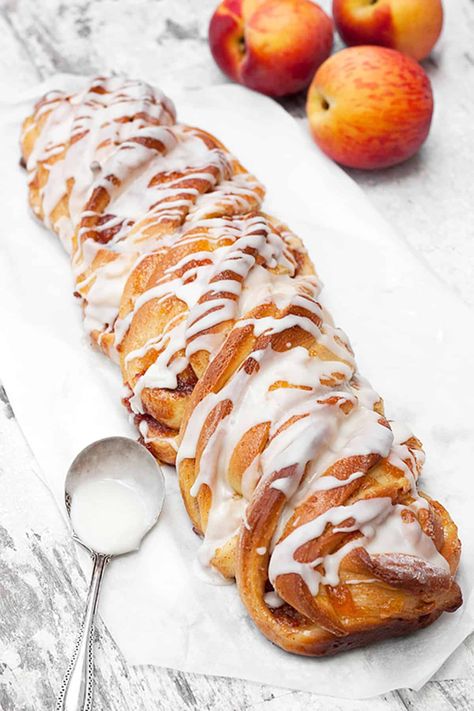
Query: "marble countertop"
0 1 473 709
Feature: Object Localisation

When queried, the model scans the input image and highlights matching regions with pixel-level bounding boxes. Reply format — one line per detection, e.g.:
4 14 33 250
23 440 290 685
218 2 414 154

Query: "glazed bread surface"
20 76 462 656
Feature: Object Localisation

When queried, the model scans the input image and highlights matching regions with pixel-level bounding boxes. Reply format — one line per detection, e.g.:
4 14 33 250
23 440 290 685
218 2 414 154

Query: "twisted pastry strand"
21 77 462 656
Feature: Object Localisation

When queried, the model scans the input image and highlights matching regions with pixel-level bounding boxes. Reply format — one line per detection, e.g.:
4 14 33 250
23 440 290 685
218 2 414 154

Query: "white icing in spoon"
70 478 155 556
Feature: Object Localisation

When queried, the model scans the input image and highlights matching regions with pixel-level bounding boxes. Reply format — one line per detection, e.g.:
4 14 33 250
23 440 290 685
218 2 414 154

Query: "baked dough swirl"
21 76 462 656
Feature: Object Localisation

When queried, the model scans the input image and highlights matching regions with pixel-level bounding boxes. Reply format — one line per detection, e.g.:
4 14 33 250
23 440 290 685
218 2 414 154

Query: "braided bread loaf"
21 77 461 656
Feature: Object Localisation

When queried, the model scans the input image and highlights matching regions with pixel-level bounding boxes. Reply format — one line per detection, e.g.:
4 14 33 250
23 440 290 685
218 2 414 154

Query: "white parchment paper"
0 75 473 698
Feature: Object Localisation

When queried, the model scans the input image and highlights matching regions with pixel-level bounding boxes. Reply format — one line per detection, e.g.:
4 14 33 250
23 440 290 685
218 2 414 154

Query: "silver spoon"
56 436 165 711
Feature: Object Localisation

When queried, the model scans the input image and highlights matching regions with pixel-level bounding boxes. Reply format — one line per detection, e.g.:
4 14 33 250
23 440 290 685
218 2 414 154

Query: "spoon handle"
56 553 109 711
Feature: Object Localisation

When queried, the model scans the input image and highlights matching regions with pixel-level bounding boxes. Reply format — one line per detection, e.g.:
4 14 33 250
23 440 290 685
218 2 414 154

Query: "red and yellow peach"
306 45 434 170
332 0 443 62
209 0 334 97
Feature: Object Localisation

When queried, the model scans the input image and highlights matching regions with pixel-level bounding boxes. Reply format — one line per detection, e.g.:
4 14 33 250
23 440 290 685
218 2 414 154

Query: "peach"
208 0 333 97
332 0 443 62
306 46 434 170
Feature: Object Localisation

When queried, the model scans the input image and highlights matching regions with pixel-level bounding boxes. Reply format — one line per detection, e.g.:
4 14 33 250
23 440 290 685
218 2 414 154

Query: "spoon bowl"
66 436 165 556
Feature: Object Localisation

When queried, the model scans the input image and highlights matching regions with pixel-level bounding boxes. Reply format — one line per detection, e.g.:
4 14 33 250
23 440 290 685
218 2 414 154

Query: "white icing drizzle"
387 420 427 508
310 469 366 491
23 77 264 356
264 591 285 608
175 231 447 590
25 76 176 248
121 214 299 414
24 77 451 608
268 496 449 597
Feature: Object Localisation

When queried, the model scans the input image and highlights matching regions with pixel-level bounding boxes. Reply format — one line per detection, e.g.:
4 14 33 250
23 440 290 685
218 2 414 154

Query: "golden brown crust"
21 76 462 658
235 476 461 654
